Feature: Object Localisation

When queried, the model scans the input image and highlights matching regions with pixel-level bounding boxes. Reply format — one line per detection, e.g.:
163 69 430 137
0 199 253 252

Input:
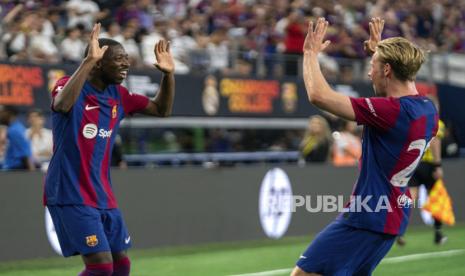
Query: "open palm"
154 40 175 74
87 23 108 61
364 17 385 55
303 17 331 54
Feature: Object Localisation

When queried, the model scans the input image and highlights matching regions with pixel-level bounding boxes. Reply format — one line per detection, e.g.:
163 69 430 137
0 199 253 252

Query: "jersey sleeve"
118 85 150 116
349 97 401 131
50 76 71 112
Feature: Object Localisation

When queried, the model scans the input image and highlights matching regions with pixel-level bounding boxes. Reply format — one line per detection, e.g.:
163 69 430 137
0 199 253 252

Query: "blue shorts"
48 205 131 257
296 220 395 276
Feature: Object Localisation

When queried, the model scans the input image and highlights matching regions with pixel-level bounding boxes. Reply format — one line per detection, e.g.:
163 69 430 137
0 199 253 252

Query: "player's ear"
95 60 103 69
383 63 391 77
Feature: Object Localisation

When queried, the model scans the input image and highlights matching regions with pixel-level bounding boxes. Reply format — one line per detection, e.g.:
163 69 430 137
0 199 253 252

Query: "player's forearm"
53 58 97 113
303 53 355 120
150 72 175 117
303 52 334 105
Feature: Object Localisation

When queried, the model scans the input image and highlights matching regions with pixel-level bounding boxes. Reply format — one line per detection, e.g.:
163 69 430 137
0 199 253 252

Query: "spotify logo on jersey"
82 123 98 139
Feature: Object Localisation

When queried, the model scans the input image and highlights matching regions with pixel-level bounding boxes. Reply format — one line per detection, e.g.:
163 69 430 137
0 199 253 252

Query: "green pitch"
0 224 464 276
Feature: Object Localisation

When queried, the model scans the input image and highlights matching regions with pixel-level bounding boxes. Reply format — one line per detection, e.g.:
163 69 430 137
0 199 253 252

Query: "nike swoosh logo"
85 105 100 111
299 255 307 259
125 236 131 244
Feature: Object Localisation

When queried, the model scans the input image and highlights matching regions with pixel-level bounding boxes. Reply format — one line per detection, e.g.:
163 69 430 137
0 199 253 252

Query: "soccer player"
291 17 438 276
44 23 174 276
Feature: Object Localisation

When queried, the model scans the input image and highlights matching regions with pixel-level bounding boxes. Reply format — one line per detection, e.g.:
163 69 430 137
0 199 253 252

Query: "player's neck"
87 76 108 92
386 80 419 98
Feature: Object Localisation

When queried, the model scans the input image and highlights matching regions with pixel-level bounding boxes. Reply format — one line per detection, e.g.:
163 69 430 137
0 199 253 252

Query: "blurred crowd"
1 0 464 169
0 106 460 170
1 0 465 76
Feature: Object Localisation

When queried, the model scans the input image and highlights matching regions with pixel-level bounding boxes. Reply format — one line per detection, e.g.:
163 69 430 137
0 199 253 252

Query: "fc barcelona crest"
112 105 117 119
86 235 98 247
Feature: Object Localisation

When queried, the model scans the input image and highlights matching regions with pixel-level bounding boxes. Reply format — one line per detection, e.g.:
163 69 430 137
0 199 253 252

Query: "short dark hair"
28 108 44 116
83 38 122 58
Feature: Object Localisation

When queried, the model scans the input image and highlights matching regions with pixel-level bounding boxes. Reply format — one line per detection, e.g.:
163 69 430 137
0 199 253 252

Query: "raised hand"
86 23 108 62
154 39 175 74
364 17 385 56
303 17 331 55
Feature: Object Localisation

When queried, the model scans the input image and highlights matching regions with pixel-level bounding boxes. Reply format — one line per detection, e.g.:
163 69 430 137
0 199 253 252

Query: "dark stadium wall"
0 160 464 261
437 84 465 148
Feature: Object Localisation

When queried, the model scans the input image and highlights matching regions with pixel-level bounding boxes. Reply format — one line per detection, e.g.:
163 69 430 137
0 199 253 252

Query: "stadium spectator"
100 21 124 43
2 0 465 74
60 26 86 64
66 0 102 30
206 129 232 152
298 115 332 163
206 28 230 73
26 109 53 168
0 125 6 160
331 120 361 167
115 1 143 27
141 17 167 67
282 9 306 75
136 0 159 32
171 19 200 73
0 105 34 171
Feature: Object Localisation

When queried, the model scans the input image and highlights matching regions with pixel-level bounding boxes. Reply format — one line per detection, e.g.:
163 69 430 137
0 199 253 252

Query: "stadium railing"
123 151 300 167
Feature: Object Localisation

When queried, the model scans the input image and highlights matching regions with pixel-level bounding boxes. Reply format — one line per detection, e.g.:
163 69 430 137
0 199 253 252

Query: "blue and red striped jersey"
44 76 149 209
339 95 438 235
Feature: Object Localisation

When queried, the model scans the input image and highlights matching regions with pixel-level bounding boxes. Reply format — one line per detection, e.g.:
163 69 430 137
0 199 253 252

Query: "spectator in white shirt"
100 22 124 43
121 25 142 66
29 12 59 63
66 0 100 30
207 28 230 73
26 109 53 167
60 26 86 64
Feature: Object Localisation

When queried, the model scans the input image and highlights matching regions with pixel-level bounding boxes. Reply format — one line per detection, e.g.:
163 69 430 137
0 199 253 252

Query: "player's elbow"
157 110 171 117
308 91 324 106
53 100 71 113
154 106 172 117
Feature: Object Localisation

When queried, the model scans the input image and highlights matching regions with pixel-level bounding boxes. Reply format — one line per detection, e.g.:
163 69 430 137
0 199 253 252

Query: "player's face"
368 52 387 97
100 45 130 84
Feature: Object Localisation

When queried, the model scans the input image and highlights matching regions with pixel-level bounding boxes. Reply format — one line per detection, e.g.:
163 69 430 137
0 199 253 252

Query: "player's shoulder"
115 84 129 95
363 96 401 107
52 76 71 93
398 94 431 105
56 75 71 85
398 95 436 112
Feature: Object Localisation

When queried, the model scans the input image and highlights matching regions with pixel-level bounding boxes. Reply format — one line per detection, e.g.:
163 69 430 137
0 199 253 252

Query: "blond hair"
376 37 426 81
304 115 331 142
